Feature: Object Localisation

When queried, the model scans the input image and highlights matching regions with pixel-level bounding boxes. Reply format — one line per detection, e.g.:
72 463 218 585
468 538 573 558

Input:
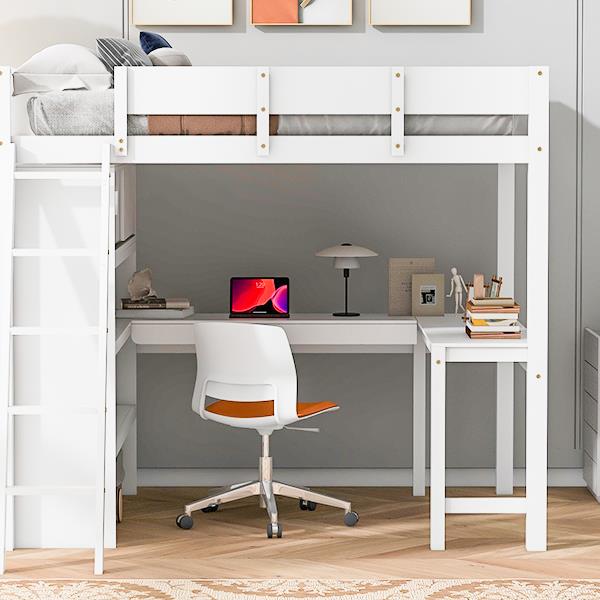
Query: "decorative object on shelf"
388 258 435 316
316 243 377 317
132 0 233 26
490 275 503 298
446 266 468 314
465 297 521 340
127 268 157 301
121 268 193 318
411 273 445 317
472 272 485 300
369 0 471 26
252 0 352 26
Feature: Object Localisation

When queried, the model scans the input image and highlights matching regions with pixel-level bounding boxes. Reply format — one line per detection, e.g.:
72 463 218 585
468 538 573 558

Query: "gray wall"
2 0 583 470
134 0 581 470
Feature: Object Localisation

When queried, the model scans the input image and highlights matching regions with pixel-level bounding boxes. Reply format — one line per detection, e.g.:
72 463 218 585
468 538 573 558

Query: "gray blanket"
27 90 527 136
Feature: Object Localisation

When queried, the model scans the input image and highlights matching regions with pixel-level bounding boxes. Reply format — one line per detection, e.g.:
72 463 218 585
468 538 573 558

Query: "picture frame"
388 257 435 316
251 0 352 26
411 273 445 317
369 0 471 26
132 0 233 26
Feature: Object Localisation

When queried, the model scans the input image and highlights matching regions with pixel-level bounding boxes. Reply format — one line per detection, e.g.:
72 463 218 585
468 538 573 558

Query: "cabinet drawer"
584 451 598 496
585 329 599 370
584 392 598 432
583 421 598 461
584 361 598 401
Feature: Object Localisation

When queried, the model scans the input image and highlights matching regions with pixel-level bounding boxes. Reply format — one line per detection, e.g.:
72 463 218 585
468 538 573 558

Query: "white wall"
0 0 122 66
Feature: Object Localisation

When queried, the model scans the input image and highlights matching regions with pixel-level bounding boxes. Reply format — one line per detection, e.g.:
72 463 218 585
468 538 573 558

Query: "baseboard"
138 468 585 487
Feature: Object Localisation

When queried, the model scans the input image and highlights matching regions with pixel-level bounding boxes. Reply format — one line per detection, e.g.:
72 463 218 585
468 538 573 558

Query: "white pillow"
13 44 112 95
148 47 192 67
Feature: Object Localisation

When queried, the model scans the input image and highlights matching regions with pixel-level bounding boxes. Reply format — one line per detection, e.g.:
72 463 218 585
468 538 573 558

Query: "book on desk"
465 299 521 340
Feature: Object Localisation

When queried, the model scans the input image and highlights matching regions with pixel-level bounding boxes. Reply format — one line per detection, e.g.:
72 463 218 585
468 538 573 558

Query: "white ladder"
0 144 113 575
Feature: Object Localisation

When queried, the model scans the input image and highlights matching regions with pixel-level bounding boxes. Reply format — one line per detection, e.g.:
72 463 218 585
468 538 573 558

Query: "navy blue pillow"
139 32 171 55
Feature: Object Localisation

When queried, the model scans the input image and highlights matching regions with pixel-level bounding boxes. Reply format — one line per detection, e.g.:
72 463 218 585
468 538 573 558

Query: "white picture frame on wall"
133 0 233 26
370 0 471 26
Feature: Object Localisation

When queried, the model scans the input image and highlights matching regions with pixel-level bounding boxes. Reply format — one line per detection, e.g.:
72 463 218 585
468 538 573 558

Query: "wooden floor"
4 487 600 579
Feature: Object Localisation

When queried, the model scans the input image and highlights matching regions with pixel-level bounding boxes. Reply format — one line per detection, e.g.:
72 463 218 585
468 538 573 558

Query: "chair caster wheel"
267 522 283 538
344 511 359 527
299 499 317 511
176 514 193 529
201 504 219 513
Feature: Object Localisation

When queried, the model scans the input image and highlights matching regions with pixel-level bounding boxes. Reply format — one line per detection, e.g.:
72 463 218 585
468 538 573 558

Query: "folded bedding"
27 91 528 136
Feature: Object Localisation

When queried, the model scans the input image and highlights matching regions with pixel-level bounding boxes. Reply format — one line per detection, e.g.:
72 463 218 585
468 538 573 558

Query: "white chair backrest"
192 322 298 428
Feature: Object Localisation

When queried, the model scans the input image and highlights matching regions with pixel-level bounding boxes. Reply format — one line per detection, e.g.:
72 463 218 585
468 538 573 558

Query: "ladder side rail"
0 144 16 574
0 68 12 146
94 146 111 575
104 166 117 547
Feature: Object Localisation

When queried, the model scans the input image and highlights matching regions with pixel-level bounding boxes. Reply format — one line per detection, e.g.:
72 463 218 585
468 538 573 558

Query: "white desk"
415 315 536 551
125 313 422 490
130 313 417 353
123 313 517 503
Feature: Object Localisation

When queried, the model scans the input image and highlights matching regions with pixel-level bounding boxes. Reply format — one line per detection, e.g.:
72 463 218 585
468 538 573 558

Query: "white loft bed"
0 66 549 575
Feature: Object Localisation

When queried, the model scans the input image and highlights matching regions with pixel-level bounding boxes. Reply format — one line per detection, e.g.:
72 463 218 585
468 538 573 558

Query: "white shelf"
12 248 97 257
10 326 101 336
116 405 136 458
6 485 95 496
8 406 99 416
14 170 102 181
115 235 136 269
116 319 132 354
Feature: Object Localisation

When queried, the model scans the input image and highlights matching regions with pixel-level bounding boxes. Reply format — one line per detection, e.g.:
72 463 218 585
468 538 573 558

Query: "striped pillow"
96 38 152 75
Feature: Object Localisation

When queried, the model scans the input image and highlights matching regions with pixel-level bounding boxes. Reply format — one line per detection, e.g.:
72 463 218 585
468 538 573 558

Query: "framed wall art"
252 0 352 26
132 0 233 26
370 0 471 26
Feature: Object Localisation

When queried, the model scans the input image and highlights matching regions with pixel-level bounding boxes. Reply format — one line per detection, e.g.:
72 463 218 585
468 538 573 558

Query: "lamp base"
332 311 360 317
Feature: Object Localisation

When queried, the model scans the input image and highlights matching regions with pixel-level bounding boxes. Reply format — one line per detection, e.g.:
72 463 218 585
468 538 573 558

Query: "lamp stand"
333 268 360 317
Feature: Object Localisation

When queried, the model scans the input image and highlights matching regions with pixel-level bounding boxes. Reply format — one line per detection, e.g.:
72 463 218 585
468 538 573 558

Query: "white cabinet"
583 328 600 501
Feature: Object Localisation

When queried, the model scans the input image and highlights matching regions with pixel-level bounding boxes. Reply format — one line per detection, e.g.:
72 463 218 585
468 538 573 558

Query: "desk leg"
430 345 446 551
413 333 426 497
496 363 514 495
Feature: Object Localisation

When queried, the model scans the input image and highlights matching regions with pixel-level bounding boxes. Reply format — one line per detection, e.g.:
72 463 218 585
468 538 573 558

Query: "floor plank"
4 487 600 579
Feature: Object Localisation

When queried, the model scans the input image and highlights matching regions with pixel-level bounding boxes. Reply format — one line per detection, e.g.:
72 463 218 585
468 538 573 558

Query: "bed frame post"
391 67 404 156
114 67 128 158
496 164 515 496
525 66 549 551
0 68 12 148
257 68 270 157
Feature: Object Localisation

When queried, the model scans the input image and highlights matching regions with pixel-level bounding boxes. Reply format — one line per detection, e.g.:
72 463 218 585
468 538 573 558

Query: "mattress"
27 90 528 136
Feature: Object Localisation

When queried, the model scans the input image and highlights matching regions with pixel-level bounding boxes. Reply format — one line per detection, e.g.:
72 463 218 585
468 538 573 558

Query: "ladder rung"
8 406 100 416
10 327 101 336
12 249 97 257
6 486 96 496
14 170 102 181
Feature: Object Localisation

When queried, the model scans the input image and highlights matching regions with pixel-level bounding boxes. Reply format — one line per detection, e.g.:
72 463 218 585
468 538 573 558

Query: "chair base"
182 480 354 532
179 434 357 537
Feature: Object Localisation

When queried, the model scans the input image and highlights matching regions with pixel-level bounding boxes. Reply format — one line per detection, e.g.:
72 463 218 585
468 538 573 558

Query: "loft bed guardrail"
1 66 545 165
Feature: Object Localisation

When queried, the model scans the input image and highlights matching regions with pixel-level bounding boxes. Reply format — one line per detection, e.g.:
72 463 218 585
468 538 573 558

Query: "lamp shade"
315 243 378 270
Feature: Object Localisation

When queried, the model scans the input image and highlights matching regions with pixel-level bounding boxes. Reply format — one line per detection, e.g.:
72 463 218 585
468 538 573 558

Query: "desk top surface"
129 313 416 325
417 314 528 349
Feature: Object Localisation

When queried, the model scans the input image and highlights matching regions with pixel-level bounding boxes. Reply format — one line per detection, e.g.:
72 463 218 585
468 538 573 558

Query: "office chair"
175 322 359 538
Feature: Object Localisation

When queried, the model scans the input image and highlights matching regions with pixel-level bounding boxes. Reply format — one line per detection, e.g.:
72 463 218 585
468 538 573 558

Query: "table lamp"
316 243 378 317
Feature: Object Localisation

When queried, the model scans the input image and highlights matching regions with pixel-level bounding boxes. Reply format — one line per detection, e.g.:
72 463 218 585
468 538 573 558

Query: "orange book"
253 0 299 23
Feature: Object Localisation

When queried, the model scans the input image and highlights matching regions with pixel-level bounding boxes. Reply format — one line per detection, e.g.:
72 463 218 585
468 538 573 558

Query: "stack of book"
117 297 194 319
465 297 521 340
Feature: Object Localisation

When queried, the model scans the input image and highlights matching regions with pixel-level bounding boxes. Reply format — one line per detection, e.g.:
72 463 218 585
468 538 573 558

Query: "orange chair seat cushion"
205 399 338 419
